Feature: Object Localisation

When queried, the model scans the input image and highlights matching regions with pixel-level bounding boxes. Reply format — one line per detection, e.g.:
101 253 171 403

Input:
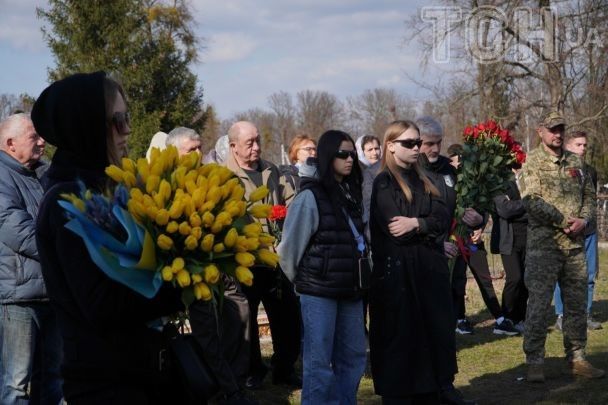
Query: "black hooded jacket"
32 72 182 400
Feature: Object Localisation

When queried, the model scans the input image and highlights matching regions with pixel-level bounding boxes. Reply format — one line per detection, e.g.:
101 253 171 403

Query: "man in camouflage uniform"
520 112 604 382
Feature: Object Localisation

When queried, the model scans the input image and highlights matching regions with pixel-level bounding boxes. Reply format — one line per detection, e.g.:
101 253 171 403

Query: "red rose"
472 127 480 139
486 120 498 132
269 205 287 221
464 126 474 137
515 150 526 164
477 123 486 132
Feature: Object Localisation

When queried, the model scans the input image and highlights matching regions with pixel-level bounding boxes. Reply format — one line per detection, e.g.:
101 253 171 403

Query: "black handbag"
162 324 220 403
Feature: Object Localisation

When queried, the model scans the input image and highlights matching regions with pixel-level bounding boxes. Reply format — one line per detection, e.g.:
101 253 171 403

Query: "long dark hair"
317 129 363 216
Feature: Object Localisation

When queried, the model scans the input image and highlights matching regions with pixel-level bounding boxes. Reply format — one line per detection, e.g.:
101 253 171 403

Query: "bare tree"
0 93 35 120
346 88 417 138
296 90 345 137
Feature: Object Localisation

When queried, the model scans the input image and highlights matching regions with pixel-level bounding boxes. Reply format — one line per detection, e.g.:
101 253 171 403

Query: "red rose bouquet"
452 120 526 260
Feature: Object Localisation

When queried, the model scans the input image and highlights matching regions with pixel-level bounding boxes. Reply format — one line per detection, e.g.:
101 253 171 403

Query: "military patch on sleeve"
444 175 455 188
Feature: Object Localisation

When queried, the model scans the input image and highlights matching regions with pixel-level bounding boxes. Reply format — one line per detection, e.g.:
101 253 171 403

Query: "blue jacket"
0 151 48 303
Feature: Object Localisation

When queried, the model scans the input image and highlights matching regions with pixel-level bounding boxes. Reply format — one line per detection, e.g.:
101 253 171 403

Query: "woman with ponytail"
368 120 457 404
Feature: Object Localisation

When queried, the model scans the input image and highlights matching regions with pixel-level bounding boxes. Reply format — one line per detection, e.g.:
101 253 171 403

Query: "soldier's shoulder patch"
444 174 455 188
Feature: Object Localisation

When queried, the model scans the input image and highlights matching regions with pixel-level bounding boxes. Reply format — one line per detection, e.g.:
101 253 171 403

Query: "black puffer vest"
295 182 364 299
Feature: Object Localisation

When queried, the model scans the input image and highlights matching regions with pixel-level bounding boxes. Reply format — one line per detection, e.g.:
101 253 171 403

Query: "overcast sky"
0 0 442 119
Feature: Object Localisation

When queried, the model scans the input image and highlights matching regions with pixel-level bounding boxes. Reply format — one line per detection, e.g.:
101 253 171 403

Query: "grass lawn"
251 248 608 404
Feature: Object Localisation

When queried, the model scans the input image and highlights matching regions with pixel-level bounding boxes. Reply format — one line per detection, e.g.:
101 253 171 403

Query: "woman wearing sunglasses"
278 130 367 404
368 120 457 404
32 72 184 404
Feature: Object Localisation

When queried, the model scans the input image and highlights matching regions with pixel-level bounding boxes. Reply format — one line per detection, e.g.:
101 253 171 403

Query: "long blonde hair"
381 120 440 202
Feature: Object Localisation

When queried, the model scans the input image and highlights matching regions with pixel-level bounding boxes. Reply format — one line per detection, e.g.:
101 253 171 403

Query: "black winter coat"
369 168 457 397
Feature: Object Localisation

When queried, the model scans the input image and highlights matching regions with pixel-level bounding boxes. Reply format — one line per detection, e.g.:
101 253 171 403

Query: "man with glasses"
225 121 301 390
520 112 604 382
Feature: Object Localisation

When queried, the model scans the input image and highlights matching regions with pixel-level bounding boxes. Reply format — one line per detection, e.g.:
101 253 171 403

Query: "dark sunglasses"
111 111 131 135
334 149 357 160
393 139 422 149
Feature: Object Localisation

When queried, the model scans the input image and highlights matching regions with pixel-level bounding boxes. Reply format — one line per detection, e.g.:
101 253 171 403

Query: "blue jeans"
0 303 63 405
554 232 598 315
300 294 366 405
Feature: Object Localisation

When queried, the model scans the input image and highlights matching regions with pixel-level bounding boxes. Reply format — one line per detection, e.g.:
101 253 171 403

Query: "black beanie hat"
31 71 109 170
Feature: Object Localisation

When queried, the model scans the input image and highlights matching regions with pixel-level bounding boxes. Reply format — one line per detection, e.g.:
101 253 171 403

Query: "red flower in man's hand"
269 205 287 221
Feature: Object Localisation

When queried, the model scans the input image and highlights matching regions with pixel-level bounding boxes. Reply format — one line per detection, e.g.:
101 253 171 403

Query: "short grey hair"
166 127 200 147
415 116 444 138
0 113 32 147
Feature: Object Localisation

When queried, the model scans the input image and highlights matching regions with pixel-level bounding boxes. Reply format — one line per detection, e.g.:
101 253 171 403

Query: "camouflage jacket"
519 146 595 252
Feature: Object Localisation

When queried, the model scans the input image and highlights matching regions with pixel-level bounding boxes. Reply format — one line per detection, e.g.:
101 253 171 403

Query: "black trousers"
452 243 503 320
500 238 528 323
241 266 301 376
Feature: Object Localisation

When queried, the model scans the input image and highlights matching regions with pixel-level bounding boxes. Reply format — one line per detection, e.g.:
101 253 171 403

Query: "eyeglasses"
334 150 357 160
393 139 422 149
299 146 317 152
111 111 131 135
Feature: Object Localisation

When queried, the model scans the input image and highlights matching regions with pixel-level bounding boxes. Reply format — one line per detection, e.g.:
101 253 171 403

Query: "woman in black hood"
32 72 183 404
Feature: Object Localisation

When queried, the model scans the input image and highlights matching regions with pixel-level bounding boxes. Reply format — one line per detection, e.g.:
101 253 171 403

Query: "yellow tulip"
208 174 221 188
184 235 198 250
183 198 196 217
200 201 216 214
236 201 247 217
84 189 92 200
152 193 165 209
166 221 179 233
192 274 203 283
204 264 220 284
231 185 245 201
105 165 125 183
173 166 187 189
217 167 234 184
145 205 159 220
213 243 225 253
249 204 271 219
235 266 254 287
199 163 217 177
257 249 279 268
178 222 191 236
176 269 191 287
201 212 215 227
161 266 174 281
123 172 137 188
191 226 203 240
171 257 185 271
249 185 270 203
194 282 212 301
216 211 232 226
210 221 224 234
206 186 222 205
185 179 197 196
146 175 160 194
258 233 276 246
192 188 206 208
130 188 144 202
73 198 86 212
225 202 241 218
196 175 208 189
127 200 146 220
159 180 172 201
136 158 150 181
245 238 260 251
149 147 161 163
243 223 263 238
153 209 169 226
224 228 238 248
200 234 214 252
121 157 136 174
157 234 174 251
235 252 256 267
150 161 164 177
168 200 184 219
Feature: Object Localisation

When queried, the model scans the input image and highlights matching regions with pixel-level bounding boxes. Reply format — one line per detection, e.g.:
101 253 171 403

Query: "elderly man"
166 126 202 156
521 112 604 382
0 113 62 404
224 121 301 390
554 131 602 331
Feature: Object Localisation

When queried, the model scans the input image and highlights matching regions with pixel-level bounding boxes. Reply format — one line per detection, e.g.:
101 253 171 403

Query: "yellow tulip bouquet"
58 145 279 306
